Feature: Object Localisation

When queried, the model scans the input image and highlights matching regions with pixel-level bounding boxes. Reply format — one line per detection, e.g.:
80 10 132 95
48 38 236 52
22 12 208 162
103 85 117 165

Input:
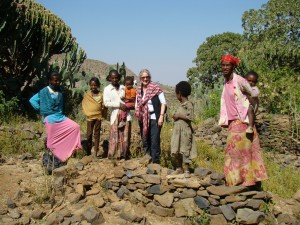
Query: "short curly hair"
125 76 134 83
175 81 191 97
245 70 259 81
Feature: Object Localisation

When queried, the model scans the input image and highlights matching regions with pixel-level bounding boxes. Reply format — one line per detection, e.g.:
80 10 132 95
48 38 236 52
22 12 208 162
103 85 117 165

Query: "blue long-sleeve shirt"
29 87 66 124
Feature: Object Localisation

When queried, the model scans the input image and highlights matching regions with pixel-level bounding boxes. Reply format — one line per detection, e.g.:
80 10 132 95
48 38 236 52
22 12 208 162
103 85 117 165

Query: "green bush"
0 90 19 124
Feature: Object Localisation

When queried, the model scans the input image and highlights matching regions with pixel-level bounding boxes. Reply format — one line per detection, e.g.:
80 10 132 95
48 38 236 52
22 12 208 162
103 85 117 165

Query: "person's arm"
158 92 166 127
29 93 40 111
173 102 194 122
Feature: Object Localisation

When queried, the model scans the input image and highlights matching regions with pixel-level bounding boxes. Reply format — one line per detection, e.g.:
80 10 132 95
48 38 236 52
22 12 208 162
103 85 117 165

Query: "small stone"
173 198 202 217
66 193 81 204
236 208 265 224
208 197 220 206
146 202 174 217
246 199 264 209
31 209 45 219
81 207 104 224
75 162 84 170
207 185 246 196
76 184 85 197
86 188 100 196
197 190 210 197
179 189 197 199
220 205 236 221
230 201 247 210
125 170 134 178
19 216 31 225
113 168 125 178
93 195 105 208
142 174 161 184
225 195 247 203
117 185 130 198
154 192 174 208
210 214 227 225
194 196 210 209
8 209 21 219
126 183 137 191
7 199 16 208
172 179 201 188
147 184 162 194
210 172 225 180
194 167 212 178
147 163 161 174
209 206 222 215
111 200 130 212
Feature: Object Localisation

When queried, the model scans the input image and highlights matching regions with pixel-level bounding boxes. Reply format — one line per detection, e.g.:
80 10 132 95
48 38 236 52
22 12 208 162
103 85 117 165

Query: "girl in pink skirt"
29 71 81 162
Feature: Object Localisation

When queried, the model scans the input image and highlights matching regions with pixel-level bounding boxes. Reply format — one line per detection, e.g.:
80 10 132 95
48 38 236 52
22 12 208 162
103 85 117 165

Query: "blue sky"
35 0 267 85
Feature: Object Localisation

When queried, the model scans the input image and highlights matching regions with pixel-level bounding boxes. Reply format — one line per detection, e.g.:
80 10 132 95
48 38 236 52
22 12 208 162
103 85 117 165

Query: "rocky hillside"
79 59 138 81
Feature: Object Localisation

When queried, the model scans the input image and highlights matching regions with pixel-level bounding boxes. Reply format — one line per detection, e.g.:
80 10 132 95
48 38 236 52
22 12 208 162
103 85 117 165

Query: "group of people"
29 54 268 189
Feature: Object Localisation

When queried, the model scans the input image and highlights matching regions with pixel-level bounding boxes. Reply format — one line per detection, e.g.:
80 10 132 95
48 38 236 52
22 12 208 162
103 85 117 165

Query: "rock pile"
1 155 300 225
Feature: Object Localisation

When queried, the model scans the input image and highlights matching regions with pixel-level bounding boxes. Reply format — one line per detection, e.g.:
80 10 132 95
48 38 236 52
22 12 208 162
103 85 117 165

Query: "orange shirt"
125 88 136 103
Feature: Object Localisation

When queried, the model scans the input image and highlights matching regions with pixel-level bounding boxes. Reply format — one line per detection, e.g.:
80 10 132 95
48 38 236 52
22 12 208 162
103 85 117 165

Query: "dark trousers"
86 119 101 155
139 119 161 163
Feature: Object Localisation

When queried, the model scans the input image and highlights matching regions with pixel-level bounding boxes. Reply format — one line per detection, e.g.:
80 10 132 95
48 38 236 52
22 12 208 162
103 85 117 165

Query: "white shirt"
103 84 132 125
135 92 167 120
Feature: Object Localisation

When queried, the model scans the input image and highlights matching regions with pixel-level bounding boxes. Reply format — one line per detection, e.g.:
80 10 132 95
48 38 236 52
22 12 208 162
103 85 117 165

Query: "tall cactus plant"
0 0 86 102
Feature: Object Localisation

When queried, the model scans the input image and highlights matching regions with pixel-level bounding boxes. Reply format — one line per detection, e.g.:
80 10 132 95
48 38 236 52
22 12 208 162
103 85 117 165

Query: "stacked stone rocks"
1 155 300 225
101 157 274 224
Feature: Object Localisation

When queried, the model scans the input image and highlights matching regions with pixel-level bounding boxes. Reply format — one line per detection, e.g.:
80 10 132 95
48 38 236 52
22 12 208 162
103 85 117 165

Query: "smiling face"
140 72 151 87
221 60 234 79
90 80 99 93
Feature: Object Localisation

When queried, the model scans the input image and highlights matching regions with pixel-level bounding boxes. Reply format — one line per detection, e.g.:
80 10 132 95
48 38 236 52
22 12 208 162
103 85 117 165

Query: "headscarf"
221 54 240 67
135 81 163 137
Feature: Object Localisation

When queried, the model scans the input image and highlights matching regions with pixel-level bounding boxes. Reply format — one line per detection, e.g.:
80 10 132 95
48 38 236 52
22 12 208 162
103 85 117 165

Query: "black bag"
42 152 64 174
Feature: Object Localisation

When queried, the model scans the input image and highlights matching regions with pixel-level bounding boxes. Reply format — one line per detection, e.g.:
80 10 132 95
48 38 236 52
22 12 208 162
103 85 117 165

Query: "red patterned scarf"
134 82 163 137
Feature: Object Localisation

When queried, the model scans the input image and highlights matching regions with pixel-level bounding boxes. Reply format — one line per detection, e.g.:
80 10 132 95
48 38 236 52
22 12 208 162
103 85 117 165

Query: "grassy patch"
262 154 300 198
194 141 224 173
0 116 45 157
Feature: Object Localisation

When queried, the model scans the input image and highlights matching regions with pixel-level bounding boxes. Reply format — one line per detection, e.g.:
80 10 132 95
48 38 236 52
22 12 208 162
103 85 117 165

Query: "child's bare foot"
118 121 126 128
246 126 254 134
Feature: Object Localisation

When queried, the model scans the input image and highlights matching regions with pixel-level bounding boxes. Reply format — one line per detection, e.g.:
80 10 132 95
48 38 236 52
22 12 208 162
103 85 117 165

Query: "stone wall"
49 156 299 225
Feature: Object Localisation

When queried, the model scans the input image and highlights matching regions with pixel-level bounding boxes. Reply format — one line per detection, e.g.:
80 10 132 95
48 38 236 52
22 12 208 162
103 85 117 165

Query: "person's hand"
120 103 127 111
158 114 164 127
172 113 179 121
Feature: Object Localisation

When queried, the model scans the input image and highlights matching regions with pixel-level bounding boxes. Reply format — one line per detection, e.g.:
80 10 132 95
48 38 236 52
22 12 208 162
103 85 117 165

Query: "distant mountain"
80 58 138 81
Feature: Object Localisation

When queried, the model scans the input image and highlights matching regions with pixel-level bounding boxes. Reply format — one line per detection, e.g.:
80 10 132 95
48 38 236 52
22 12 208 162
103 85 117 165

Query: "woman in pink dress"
219 55 268 189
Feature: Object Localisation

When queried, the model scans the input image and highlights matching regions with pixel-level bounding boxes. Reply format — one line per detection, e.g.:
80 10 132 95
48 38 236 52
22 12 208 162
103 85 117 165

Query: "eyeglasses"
141 76 150 79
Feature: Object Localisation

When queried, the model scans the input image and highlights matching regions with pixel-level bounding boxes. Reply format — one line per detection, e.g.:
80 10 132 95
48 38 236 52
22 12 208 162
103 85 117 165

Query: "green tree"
241 0 300 114
242 0 300 72
187 32 243 89
0 0 86 102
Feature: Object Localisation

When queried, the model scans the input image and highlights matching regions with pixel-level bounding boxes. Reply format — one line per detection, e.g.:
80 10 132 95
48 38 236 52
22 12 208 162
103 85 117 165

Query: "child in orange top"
119 76 136 128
